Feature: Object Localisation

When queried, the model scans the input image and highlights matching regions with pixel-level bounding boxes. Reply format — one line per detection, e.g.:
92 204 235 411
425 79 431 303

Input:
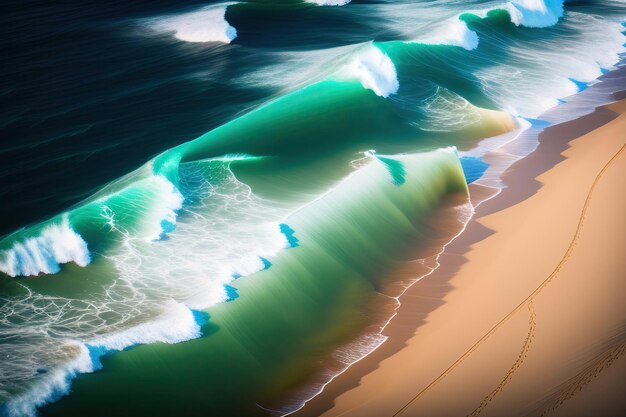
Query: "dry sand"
296 100 626 417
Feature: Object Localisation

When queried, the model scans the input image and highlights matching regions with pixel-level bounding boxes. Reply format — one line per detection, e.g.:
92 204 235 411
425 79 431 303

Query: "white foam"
416 18 479 51
143 175 184 241
410 1 563 51
474 12 625 118
4 301 202 417
344 45 399 98
90 300 201 351
563 18 626 78
476 0 564 28
419 87 485 132
149 3 237 44
510 0 564 27
4 342 93 417
231 255 267 277
0 215 90 277
98 161 293 313
306 0 351 6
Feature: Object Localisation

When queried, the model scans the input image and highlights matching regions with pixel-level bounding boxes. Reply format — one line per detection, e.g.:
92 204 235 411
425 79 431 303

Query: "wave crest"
345 45 399 98
148 3 238 44
306 0 351 6
417 18 479 50
0 216 90 278
507 0 564 28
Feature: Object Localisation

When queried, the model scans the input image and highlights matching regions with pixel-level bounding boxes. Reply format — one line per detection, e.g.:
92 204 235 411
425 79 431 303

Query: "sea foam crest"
150 3 237 44
4 301 204 417
416 0 563 51
474 16 625 118
144 175 184 241
492 0 564 28
0 215 90 278
306 0 351 6
417 18 479 51
346 46 399 98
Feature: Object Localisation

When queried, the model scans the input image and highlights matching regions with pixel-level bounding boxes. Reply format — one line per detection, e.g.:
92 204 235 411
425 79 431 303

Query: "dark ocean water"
1 1 625 416
1 0 269 235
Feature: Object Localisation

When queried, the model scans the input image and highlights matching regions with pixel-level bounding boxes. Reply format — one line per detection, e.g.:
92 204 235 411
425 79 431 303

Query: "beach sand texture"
298 100 626 417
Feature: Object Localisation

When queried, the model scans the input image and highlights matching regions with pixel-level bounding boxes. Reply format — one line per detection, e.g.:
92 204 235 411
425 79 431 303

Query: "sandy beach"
296 99 626 417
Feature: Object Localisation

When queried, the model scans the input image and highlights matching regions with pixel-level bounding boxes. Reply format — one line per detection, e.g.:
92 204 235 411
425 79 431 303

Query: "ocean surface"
1 1 625 416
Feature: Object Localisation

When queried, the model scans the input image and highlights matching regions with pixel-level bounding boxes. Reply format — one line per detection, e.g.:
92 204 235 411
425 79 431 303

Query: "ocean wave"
505 0 564 28
101 159 293 309
473 14 625 117
2 342 92 417
305 0 351 6
3 301 205 417
343 45 399 97
0 161 294 415
465 0 564 28
139 175 184 241
87 300 205 353
410 0 564 51
0 215 90 278
0 155 301 413
147 3 238 44
257 147 469 415
416 17 480 51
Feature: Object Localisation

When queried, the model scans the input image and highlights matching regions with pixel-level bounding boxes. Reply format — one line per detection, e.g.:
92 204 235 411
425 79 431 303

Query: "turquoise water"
460 156 490 183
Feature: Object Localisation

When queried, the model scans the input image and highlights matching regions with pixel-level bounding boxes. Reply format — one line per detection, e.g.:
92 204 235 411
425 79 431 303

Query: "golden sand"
297 101 626 417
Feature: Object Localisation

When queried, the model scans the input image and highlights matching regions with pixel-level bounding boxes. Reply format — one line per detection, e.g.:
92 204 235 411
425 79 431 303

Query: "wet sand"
295 99 626 417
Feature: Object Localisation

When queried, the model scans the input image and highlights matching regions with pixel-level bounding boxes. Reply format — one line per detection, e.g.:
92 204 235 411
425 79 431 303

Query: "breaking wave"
306 0 351 6
416 18 480 51
147 3 238 44
0 215 90 278
342 45 399 97
3 301 206 417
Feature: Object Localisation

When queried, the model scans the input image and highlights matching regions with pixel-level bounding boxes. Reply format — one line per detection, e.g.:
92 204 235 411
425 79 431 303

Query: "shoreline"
293 74 626 416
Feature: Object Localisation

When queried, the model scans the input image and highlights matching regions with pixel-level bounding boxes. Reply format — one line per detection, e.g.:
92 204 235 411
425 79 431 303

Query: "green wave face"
43 148 469 417
151 63 509 200
1 37 516 261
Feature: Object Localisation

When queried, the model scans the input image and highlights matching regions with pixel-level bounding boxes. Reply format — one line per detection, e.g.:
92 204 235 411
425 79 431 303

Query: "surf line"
392 137 626 415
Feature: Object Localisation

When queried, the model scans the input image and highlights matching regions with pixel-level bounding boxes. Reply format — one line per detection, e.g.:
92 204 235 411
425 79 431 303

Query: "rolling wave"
502 0 564 28
0 146 468 416
0 215 90 278
416 18 480 51
306 0 351 6
343 45 399 97
146 3 238 43
3 301 207 417
413 0 564 51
